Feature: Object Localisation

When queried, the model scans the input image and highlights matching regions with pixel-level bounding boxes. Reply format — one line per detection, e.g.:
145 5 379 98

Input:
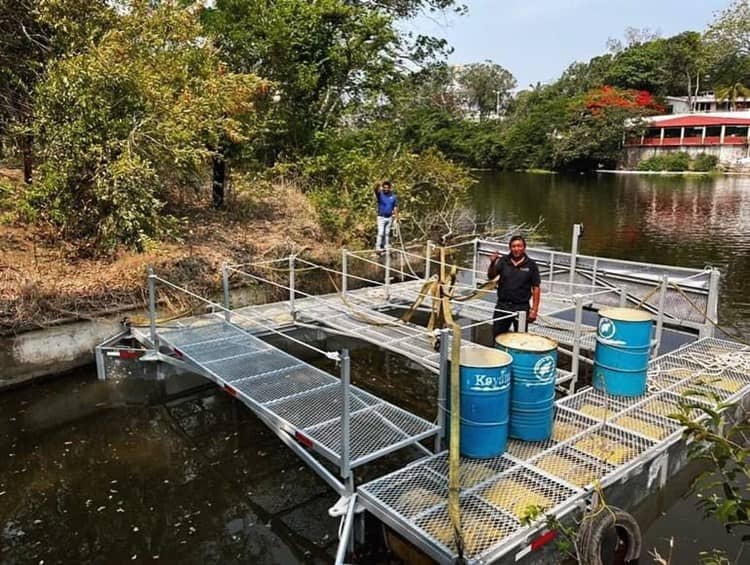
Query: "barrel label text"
470 372 510 391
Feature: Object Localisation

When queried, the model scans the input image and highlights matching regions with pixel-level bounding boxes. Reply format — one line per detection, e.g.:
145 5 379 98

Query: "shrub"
693 153 719 172
637 152 691 171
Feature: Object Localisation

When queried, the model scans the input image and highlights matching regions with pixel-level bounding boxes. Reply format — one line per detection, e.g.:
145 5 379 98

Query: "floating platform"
357 337 750 564
96 234 735 564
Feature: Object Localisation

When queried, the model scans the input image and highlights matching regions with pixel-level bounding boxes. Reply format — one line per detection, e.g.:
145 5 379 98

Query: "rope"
668 282 749 345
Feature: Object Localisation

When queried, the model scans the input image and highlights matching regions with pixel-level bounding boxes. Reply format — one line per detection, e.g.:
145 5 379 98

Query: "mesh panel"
476 466 578 520
231 367 336 404
558 387 644 418
414 497 519 557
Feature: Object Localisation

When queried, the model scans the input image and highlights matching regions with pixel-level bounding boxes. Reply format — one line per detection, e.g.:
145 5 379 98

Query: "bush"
637 152 691 171
693 153 719 172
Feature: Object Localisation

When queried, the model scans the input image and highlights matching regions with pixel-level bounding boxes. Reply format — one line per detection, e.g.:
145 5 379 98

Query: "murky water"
3 172 750 563
472 172 750 340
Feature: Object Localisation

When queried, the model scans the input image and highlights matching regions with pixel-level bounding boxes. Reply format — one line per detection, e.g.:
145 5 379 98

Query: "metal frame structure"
357 336 750 564
93 231 733 564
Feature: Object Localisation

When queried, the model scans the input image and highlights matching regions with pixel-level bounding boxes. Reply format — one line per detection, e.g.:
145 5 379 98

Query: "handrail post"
548 251 555 283
340 349 352 490
289 254 296 320
147 266 159 354
341 247 348 298
385 246 391 301
619 287 628 307
471 237 479 288
570 294 584 394
436 328 449 452
569 223 583 285
703 267 721 338
425 240 433 280
222 263 231 323
518 309 528 333
653 274 668 355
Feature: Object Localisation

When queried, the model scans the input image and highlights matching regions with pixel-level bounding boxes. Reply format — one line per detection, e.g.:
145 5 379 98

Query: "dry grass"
0 179 334 334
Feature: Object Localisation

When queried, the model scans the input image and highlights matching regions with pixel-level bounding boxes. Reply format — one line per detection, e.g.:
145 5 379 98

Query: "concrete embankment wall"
622 145 750 169
0 316 124 390
0 285 274 391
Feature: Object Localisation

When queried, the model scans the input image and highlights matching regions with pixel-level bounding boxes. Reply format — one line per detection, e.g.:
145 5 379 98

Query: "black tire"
578 506 642 565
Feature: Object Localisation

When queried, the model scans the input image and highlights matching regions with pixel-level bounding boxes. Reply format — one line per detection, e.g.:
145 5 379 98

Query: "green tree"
0 0 114 184
604 38 669 94
715 82 750 110
454 61 516 119
500 87 569 171
31 0 268 251
552 87 660 171
663 31 708 108
705 0 750 61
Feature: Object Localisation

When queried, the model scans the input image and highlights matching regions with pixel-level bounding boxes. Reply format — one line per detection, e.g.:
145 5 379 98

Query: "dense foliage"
31 2 269 251
1 0 749 252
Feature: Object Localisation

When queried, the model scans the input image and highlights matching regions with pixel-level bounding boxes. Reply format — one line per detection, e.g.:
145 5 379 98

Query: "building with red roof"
623 111 750 169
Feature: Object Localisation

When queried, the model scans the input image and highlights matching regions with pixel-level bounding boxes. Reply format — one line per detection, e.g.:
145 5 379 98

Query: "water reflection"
472 172 750 338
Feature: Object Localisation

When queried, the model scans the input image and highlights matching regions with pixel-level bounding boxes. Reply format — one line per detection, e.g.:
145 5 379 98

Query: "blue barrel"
448 346 512 458
593 307 653 397
495 333 558 441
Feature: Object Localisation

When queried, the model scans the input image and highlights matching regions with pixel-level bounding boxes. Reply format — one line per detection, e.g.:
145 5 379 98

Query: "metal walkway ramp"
155 315 439 472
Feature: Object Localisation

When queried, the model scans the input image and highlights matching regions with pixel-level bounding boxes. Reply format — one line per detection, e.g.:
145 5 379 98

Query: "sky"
408 0 731 89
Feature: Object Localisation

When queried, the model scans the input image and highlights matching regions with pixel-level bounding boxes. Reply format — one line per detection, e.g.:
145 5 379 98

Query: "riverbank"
598 169 750 176
1 173 343 385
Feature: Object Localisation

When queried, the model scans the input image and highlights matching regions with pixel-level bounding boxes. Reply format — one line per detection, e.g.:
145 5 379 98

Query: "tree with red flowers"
552 86 663 170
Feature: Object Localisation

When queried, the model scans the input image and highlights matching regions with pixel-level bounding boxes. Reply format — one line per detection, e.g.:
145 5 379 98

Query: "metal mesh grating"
506 407 599 461
476 466 578 521
566 424 655 467
265 385 377 429
159 319 238 347
558 387 644 419
205 351 303 382
636 391 704 421
361 466 447 520
307 404 437 463
531 318 597 350
413 496 520 558
528 444 615 488
178 336 270 363
231 366 336 404
612 402 683 441
422 453 517 489
648 355 706 390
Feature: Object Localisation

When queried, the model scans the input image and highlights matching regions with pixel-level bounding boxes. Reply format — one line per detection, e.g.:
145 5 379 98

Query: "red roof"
649 115 750 127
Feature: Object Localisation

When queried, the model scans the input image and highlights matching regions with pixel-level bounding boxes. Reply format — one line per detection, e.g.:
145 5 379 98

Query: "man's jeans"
376 215 393 250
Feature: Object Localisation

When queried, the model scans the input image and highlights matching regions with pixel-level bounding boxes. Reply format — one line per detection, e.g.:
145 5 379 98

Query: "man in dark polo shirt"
487 235 541 336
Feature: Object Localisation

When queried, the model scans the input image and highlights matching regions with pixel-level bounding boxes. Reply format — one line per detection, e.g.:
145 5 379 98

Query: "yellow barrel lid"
598 307 652 322
495 332 557 352
460 345 512 368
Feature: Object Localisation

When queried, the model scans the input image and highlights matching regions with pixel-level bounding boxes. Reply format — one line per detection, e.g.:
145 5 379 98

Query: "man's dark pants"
493 301 530 336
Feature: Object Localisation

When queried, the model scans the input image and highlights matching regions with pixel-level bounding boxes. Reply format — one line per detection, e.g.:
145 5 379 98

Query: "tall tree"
0 0 47 183
32 0 268 251
705 0 750 61
454 61 516 119
663 31 707 109
0 0 113 183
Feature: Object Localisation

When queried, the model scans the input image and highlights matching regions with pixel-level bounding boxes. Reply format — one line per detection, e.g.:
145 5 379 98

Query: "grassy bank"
0 168 339 334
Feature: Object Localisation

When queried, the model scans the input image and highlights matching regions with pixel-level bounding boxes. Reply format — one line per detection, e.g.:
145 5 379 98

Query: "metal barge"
96 230 747 564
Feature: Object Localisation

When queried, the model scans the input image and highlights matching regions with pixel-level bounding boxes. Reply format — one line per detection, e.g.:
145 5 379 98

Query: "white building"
665 94 750 114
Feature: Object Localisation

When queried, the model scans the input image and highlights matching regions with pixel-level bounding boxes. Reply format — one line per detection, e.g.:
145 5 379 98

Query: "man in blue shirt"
374 180 399 253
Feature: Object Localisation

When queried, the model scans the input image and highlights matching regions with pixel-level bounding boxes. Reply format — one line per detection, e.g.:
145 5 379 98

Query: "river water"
2 172 749 564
